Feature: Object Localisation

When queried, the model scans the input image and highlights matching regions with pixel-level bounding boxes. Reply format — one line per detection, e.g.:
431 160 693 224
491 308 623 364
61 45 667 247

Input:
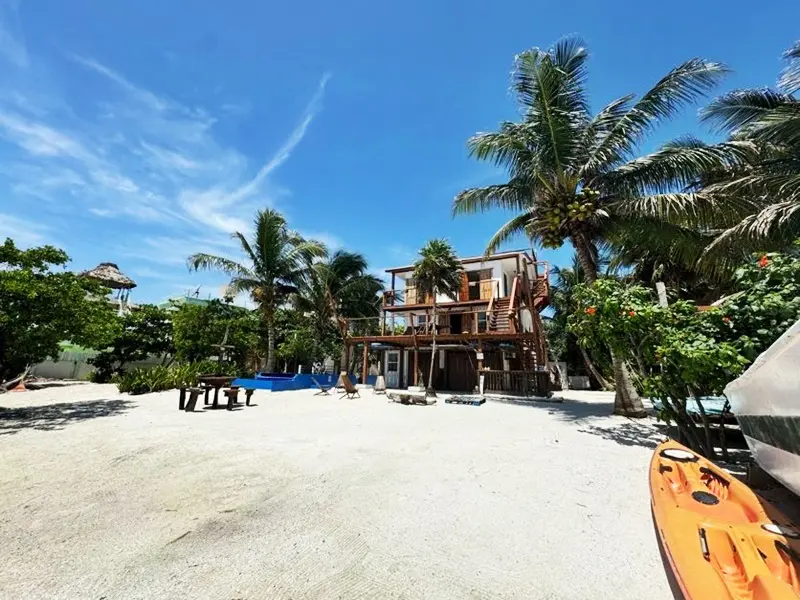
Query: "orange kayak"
650 440 800 599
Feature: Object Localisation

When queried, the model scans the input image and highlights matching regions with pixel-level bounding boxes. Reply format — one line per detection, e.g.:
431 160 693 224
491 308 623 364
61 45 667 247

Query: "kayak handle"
699 528 710 561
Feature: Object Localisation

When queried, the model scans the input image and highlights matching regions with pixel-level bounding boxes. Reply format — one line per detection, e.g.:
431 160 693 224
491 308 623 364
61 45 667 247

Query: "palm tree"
453 37 753 416
412 239 464 396
296 250 384 372
188 209 327 372
699 41 800 254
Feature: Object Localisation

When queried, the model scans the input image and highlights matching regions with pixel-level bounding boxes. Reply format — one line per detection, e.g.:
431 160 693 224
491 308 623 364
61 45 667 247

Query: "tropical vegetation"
454 36 800 418
188 209 327 372
411 239 464 395
0 239 118 383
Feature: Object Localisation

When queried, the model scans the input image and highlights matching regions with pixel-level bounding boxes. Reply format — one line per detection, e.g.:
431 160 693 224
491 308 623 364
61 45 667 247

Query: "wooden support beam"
362 343 369 385
413 349 419 386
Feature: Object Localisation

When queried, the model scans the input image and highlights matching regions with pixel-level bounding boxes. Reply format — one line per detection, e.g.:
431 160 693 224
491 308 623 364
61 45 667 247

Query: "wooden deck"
346 331 538 347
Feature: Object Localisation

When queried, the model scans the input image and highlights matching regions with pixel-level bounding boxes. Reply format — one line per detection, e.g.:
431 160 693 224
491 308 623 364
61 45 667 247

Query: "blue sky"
0 0 797 305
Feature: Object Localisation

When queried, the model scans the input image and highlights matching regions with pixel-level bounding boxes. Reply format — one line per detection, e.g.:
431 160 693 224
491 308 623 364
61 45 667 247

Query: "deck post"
362 342 369 385
476 343 483 392
413 349 419 386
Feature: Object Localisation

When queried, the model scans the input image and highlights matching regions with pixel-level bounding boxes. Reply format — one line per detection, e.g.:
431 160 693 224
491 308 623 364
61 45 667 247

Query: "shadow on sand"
0 399 134 436
489 396 668 450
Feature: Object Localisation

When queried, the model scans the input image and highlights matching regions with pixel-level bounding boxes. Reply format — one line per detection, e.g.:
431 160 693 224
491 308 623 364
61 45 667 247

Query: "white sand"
0 383 672 599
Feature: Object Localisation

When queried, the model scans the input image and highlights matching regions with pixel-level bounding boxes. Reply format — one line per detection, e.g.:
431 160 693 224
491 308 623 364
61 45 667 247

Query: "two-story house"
345 250 550 396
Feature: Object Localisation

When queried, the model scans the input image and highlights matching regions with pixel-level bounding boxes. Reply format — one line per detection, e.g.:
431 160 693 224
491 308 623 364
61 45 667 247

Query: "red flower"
585 306 597 315
628 311 636 317
759 255 769 268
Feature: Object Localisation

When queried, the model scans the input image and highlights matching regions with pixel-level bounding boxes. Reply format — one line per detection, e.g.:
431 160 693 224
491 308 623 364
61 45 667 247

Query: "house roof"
385 249 535 275
80 262 137 289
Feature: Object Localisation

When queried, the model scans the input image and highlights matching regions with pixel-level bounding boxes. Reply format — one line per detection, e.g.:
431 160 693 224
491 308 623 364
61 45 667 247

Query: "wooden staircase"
489 297 511 331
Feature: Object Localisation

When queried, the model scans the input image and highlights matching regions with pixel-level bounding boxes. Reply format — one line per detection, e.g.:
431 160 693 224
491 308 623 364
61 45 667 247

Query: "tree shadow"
488 395 622 420
577 421 668 449
0 399 134 436
26 381 91 391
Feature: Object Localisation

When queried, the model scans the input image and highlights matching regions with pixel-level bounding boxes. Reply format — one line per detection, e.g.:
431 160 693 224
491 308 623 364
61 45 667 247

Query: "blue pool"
232 372 377 392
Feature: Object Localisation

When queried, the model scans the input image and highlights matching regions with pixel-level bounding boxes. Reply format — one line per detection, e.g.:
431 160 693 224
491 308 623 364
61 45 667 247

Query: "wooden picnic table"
197 375 234 408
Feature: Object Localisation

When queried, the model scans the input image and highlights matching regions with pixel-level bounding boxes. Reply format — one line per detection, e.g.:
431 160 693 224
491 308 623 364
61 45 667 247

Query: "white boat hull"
725 319 800 497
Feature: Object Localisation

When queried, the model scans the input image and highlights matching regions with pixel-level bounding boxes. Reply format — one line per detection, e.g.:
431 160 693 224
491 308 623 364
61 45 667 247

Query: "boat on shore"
724 319 800 497
650 440 800 599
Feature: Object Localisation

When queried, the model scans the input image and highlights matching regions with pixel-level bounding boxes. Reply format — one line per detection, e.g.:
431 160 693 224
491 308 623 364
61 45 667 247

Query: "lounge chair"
339 376 360 399
311 377 331 396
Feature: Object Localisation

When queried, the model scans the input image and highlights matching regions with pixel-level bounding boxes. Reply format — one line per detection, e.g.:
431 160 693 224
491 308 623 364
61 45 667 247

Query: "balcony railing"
481 369 548 397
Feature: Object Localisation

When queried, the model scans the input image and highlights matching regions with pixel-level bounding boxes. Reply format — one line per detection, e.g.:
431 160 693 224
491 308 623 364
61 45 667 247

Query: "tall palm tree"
188 209 327 372
699 41 800 254
412 239 463 396
296 250 384 371
453 37 754 416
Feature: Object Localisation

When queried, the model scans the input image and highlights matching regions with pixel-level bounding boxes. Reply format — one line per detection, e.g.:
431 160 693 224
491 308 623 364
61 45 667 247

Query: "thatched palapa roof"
80 262 137 289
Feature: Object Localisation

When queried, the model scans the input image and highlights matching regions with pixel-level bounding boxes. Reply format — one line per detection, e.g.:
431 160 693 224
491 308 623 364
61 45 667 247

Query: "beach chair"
339 376 360 399
311 377 331 396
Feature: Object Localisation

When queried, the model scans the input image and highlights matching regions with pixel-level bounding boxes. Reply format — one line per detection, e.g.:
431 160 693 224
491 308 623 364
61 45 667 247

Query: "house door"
386 351 400 388
446 351 478 392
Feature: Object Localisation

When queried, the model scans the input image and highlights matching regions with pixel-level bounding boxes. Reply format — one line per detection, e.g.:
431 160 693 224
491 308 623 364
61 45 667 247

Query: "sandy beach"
1 383 672 600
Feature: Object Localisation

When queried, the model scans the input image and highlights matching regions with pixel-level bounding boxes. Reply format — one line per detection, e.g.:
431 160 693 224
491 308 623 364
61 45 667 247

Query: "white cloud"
71 55 172 113
0 213 52 247
297 230 343 251
176 72 332 234
0 112 95 160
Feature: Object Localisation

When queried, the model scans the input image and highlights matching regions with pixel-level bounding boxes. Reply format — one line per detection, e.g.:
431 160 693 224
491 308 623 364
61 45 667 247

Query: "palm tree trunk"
611 350 646 417
572 234 597 284
264 307 276 373
578 345 613 391
573 234 645 417
427 294 437 397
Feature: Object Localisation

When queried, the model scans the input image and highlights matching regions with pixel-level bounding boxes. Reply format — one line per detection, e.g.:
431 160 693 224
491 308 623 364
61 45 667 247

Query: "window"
387 353 399 372
477 311 487 332
416 314 428 325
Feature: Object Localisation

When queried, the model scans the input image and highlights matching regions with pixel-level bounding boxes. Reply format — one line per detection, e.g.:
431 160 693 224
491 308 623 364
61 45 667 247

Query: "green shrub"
113 361 244 395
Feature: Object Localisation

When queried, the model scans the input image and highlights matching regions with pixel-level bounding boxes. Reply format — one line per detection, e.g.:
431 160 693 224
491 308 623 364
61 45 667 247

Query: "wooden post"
476 343 484 394
362 342 369 385
413 349 419 386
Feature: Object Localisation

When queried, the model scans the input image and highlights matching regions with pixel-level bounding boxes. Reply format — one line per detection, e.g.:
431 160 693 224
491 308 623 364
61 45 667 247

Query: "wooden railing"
481 369 547 397
507 275 520 333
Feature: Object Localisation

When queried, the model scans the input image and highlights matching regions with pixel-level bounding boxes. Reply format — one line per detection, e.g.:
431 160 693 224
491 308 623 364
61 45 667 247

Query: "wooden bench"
179 387 203 412
223 387 239 411
198 382 214 406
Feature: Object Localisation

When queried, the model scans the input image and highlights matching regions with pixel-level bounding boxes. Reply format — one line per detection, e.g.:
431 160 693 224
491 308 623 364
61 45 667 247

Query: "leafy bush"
113 361 242 395
0 239 119 381
89 305 174 382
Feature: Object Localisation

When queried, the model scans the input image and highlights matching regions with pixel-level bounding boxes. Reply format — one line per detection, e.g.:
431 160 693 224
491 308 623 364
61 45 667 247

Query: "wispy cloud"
177 72 332 234
70 54 172 113
0 47 334 304
0 0 27 68
0 213 52 247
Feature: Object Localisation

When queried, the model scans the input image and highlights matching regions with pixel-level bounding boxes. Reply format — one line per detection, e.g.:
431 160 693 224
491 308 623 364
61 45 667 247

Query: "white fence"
30 351 164 380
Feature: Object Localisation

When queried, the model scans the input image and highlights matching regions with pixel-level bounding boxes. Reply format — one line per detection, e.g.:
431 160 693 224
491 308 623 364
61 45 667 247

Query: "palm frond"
466 123 537 171
610 191 759 229
704 198 800 257
750 103 800 147
584 58 729 174
453 180 530 215
602 138 759 195
512 38 590 172
779 41 800 94
484 211 536 256
187 253 253 278
700 88 793 134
